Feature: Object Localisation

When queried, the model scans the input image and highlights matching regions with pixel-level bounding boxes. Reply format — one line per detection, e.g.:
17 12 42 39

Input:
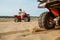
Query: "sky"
0 0 48 16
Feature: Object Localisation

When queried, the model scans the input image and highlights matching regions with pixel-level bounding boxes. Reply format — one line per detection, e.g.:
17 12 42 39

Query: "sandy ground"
0 19 60 40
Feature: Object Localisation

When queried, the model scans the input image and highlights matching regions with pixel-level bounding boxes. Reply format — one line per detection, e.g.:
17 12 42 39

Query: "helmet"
19 9 22 11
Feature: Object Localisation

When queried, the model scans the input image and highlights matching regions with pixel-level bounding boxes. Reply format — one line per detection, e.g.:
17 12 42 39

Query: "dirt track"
0 19 60 40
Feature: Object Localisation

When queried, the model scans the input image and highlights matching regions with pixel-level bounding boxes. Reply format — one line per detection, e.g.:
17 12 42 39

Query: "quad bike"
14 13 30 22
37 0 60 30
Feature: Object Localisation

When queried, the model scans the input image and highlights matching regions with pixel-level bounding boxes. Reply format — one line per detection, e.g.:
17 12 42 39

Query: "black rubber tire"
24 14 30 22
58 18 60 25
38 13 45 28
14 15 21 22
38 12 55 30
24 17 30 22
18 18 21 22
15 18 21 22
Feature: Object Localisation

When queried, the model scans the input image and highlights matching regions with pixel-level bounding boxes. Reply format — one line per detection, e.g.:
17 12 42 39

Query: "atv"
14 13 30 22
38 0 60 30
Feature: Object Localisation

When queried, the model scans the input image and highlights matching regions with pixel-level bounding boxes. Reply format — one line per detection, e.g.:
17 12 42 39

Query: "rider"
18 9 26 15
18 9 23 16
18 9 26 18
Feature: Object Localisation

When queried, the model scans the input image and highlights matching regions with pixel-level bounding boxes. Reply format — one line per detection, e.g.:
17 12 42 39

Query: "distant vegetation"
0 16 14 18
0 16 39 18
30 16 39 18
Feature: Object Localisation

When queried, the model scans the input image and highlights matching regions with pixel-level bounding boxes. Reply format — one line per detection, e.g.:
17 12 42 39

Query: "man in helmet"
18 9 26 18
18 9 23 16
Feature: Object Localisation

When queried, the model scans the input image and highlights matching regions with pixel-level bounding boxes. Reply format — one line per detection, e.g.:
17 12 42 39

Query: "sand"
0 19 60 40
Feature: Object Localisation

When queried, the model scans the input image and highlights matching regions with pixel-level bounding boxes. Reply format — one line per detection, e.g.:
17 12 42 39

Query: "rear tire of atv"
24 17 30 22
38 13 45 28
38 12 55 30
15 18 21 22
24 14 30 22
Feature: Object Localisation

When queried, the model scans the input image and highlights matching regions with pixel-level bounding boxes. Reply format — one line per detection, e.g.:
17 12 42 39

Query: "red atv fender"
15 15 21 19
49 8 59 16
15 13 27 19
22 13 27 18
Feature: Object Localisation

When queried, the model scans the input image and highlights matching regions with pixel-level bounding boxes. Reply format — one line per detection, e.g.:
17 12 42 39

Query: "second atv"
14 13 30 22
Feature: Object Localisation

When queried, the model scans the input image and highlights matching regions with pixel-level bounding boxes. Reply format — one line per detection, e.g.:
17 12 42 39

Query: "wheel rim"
24 17 28 22
47 17 55 27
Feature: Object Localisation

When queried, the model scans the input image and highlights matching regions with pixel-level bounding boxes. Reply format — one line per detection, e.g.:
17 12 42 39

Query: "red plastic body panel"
49 8 59 16
22 13 27 18
15 15 21 19
15 13 27 19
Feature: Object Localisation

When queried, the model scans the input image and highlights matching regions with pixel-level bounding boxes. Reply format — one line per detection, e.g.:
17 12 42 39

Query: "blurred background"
0 0 48 16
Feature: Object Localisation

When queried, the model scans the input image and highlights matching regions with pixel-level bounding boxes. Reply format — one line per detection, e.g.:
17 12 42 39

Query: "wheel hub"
47 17 55 27
54 16 60 26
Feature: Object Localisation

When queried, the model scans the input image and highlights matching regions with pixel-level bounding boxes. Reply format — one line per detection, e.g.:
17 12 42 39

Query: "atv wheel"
38 13 45 28
38 12 55 30
18 18 21 22
15 18 21 22
15 18 18 22
24 14 30 22
24 17 30 22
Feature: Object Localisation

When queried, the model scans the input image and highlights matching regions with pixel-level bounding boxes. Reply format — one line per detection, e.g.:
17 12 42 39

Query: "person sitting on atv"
18 9 25 18
18 9 23 16
15 9 30 22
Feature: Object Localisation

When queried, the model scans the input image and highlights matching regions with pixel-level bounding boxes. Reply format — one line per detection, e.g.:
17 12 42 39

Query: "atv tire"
15 18 21 22
24 17 30 22
24 14 30 22
38 12 55 30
